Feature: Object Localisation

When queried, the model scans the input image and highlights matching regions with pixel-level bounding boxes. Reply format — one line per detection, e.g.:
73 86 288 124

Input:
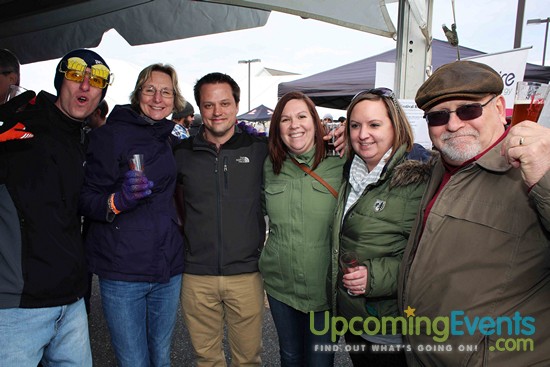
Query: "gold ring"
519 137 525 146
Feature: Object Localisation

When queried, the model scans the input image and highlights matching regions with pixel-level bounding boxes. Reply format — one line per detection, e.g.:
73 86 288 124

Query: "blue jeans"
99 274 182 367
0 298 92 366
267 294 334 367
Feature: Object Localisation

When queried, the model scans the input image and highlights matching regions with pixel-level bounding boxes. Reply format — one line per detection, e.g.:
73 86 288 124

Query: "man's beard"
439 129 482 164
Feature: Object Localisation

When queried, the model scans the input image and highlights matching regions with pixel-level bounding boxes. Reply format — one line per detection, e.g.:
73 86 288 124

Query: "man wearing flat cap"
398 60 550 366
0 49 112 366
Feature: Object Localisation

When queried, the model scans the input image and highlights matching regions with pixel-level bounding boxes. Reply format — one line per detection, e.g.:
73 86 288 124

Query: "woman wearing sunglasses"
80 63 186 367
329 88 431 366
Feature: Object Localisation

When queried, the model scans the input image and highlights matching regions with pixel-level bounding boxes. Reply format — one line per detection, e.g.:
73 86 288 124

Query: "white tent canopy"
198 0 433 98
0 0 270 64
200 0 397 37
0 0 432 98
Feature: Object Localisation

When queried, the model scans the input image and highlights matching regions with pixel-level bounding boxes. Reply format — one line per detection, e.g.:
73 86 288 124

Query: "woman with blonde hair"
81 63 185 367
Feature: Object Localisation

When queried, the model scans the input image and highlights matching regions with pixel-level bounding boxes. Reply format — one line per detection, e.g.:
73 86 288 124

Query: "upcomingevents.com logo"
309 306 535 352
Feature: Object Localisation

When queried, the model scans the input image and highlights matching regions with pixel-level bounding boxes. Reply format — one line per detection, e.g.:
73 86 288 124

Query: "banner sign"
464 47 531 117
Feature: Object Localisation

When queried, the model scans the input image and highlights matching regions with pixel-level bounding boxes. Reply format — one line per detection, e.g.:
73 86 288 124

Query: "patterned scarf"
343 149 392 216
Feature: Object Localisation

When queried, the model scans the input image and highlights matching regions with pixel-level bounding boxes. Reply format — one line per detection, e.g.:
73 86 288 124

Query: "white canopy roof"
0 0 432 98
0 0 270 64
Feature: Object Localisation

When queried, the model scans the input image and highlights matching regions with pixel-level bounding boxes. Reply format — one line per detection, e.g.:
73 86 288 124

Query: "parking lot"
88 275 352 366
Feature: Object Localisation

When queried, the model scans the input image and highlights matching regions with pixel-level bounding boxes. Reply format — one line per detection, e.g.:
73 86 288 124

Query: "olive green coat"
260 149 345 313
330 144 431 325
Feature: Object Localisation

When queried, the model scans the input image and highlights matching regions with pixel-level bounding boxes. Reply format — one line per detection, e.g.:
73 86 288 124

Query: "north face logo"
236 156 250 163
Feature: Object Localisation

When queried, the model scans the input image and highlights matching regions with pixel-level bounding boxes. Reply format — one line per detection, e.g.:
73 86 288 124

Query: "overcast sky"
20 0 548 117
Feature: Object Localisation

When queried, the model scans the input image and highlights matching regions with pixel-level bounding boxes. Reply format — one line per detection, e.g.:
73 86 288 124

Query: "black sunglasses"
351 87 399 108
352 87 394 100
424 95 497 126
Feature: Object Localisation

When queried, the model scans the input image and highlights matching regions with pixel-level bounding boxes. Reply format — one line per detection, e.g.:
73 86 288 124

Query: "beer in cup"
128 154 145 172
511 81 549 126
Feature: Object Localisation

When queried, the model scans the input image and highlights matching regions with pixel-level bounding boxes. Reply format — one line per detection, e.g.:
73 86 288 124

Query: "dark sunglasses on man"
423 95 497 127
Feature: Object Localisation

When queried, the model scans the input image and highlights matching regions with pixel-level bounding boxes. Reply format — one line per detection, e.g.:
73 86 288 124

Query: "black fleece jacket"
174 125 268 275
0 91 88 308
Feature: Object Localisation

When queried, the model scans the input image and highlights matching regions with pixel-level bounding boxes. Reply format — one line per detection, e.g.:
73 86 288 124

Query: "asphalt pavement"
88 275 353 366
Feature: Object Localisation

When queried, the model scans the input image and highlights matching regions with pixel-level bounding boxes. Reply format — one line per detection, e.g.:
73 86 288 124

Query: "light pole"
238 59 261 111
527 17 550 66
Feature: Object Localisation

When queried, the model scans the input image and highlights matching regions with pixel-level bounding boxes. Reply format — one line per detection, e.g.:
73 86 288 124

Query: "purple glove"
113 170 154 212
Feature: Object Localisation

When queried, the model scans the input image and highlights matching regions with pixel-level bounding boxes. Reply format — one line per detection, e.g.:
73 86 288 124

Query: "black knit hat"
173 102 194 119
54 49 111 100
415 60 503 111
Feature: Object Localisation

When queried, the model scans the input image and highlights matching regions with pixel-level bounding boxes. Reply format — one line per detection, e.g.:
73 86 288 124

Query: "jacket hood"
389 155 433 189
389 144 435 189
107 104 175 138
343 143 433 188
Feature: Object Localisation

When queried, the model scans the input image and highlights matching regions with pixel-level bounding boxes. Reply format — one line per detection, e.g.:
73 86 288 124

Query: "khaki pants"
181 273 264 367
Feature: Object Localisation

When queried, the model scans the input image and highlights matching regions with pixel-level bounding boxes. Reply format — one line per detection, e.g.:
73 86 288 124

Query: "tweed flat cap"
415 60 503 111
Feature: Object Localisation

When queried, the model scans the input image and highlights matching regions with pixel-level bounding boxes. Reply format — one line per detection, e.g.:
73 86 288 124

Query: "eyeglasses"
140 86 175 99
423 95 497 126
61 69 111 89
351 87 399 108
58 57 112 89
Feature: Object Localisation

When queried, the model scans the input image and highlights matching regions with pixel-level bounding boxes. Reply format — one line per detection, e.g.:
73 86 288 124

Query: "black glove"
113 170 154 212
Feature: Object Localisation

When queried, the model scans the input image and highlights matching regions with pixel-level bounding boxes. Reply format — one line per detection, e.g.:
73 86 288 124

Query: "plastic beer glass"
511 81 549 126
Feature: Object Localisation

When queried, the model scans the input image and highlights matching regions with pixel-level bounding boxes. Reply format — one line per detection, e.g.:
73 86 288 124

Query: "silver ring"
360 287 365 292
519 137 525 146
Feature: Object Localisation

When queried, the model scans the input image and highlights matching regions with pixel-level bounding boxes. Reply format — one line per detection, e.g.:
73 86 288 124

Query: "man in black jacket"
0 49 112 366
174 72 268 366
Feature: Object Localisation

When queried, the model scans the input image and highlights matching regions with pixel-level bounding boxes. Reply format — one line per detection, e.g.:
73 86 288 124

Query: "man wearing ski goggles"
0 48 113 367
399 60 550 367
58 56 112 89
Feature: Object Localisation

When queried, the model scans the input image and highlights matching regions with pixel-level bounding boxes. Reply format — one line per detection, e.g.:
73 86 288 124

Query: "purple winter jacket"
80 104 184 283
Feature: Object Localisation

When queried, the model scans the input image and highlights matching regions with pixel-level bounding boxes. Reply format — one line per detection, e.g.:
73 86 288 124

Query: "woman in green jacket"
259 91 344 366
331 88 431 366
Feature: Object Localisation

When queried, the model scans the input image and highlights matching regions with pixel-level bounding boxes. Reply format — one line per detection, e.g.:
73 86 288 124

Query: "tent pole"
514 0 526 49
395 0 433 99
238 58 261 111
